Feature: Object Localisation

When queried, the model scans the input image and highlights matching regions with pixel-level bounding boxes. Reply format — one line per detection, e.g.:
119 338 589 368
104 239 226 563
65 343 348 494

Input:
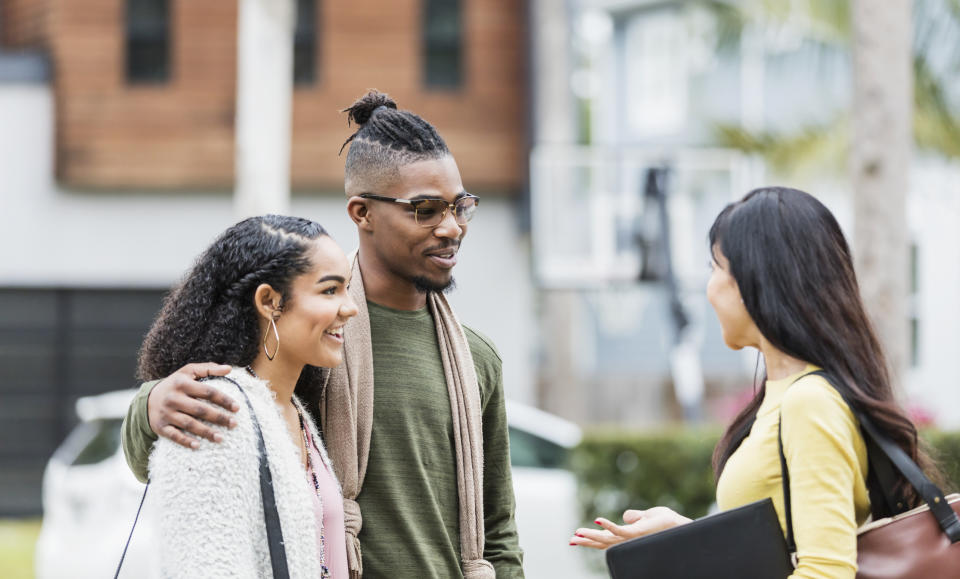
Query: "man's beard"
412 275 456 294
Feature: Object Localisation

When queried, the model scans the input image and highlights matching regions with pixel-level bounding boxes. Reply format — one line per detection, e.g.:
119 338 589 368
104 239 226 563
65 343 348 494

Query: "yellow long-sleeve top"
716 366 871 579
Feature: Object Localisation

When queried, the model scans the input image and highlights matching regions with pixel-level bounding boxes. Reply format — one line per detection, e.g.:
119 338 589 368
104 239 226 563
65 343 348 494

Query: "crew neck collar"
366 299 430 317
757 363 819 416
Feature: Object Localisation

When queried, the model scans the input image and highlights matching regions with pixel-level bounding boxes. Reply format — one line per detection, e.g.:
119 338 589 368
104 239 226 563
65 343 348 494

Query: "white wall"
0 84 537 404
907 160 960 429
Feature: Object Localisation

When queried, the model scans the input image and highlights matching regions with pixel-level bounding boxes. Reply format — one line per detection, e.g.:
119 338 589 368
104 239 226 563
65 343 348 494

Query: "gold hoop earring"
263 312 280 360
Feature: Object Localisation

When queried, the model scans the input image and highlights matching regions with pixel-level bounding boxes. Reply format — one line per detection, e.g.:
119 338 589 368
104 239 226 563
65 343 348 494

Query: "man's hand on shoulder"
147 362 238 449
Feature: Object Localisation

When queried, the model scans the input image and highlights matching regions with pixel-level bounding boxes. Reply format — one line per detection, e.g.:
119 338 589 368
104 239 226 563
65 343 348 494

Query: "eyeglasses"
359 193 480 228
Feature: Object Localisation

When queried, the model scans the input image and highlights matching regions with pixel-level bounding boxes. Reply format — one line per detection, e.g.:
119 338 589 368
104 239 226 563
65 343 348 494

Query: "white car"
506 400 603 578
35 391 599 578
34 390 159 579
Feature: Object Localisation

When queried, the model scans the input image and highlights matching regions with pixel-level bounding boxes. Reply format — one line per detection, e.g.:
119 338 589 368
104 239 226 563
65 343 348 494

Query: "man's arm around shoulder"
120 363 237 483
121 380 160 483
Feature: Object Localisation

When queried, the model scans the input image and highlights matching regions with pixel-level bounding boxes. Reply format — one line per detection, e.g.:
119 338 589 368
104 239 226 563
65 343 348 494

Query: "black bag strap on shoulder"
113 376 292 579
219 376 291 579
778 370 960 547
113 483 149 579
862 434 904 518
776 419 797 556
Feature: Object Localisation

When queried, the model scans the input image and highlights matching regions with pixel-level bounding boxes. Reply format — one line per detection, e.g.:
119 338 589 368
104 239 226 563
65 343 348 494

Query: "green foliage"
572 428 960 527
698 0 850 49
923 430 960 494
571 427 721 526
714 55 960 171
696 1 746 51
713 120 848 178
914 57 960 159
703 0 960 169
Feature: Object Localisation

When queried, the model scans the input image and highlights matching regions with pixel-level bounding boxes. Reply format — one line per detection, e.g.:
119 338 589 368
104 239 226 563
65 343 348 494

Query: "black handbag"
114 377 290 578
604 497 793 579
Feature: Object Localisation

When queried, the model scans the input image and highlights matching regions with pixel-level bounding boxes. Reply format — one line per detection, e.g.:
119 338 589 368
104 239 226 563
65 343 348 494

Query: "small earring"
263 310 280 360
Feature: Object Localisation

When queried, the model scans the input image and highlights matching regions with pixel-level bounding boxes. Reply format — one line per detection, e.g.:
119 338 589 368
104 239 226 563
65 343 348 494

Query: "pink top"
307 434 348 578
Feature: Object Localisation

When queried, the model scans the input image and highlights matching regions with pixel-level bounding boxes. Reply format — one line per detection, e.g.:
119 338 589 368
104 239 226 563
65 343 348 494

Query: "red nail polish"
594 519 602 525
575 533 584 538
569 542 576 546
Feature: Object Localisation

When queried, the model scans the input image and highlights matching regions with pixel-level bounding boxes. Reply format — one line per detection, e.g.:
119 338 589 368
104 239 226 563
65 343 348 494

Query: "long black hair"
137 215 329 412
709 187 938 511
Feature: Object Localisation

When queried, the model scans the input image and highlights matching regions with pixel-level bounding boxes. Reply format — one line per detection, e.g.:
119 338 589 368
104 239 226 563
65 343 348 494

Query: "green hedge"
570 427 722 525
925 430 960 493
571 428 960 526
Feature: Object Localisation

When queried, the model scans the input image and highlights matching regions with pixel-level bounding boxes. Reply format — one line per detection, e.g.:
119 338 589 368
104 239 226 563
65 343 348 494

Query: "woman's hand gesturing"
569 506 692 550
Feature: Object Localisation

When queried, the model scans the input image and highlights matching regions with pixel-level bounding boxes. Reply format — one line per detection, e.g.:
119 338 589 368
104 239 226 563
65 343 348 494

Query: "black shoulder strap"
220 376 291 579
113 483 149 579
114 376 292 578
801 372 903 518
778 370 960 548
776 419 797 555
862 434 904 518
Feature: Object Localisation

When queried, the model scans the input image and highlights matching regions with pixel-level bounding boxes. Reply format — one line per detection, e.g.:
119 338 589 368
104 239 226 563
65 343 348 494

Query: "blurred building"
0 0 535 516
529 0 960 429
44 0 526 190
6 0 956 521
529 0 760 427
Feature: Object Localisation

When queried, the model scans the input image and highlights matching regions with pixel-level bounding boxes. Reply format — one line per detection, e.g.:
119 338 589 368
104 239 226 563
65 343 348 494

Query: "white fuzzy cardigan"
148 368 337 579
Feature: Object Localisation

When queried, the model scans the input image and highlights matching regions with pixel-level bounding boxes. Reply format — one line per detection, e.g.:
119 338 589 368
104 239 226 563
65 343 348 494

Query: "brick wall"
45 0 527 192
1 0 48 48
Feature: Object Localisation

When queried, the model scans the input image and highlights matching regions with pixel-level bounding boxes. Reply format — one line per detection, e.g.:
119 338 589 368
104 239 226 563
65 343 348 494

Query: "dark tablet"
605 498 793 579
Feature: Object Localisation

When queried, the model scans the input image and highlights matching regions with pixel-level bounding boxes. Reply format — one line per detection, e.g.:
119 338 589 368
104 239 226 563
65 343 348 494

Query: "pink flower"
907 404 937 428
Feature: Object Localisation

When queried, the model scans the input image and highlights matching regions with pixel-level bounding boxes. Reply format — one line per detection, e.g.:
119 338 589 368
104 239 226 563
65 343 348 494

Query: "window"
508 427 569 469
423 0 462 88
69 419 124 467
125 0 170 84
0 288 165 515
623 10 687 136
293 0 317 85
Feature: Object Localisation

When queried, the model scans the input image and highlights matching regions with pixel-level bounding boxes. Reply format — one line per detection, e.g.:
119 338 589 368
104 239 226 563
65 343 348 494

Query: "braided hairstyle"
137 215 329 410
340 90 450 194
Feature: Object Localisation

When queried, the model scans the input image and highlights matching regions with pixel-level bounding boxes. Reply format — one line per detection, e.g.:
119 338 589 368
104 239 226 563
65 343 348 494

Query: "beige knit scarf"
320 254 494 579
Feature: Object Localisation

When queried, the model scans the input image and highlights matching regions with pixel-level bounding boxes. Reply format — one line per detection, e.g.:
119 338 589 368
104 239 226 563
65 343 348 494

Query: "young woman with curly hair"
137 214 357 578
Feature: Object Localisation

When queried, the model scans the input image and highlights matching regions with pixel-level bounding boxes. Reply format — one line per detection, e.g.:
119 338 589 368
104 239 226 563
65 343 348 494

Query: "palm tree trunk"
851 0 913 387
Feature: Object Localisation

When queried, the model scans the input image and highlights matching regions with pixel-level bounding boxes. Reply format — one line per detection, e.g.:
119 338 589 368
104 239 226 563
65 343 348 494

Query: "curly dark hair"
137 215 330 411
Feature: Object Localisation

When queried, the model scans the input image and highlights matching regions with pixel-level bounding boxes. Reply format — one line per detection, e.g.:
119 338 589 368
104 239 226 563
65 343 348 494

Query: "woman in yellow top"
570 187 939 578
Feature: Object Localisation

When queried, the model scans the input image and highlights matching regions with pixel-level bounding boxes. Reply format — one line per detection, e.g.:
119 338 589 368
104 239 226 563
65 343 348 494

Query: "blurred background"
1 0 959 577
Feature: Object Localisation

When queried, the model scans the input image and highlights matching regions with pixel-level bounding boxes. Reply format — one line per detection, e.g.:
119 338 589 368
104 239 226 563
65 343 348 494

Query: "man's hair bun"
343 90 398 127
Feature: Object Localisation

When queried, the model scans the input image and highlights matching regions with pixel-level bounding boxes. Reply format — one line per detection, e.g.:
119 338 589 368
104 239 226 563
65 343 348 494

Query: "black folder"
605 498 793 579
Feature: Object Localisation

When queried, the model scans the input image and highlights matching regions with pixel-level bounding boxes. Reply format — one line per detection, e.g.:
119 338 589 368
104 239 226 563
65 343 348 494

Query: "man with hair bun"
121 90 524 578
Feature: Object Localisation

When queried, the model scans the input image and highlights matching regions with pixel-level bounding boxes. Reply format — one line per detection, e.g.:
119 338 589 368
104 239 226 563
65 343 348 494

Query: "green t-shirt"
121 300 524 578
